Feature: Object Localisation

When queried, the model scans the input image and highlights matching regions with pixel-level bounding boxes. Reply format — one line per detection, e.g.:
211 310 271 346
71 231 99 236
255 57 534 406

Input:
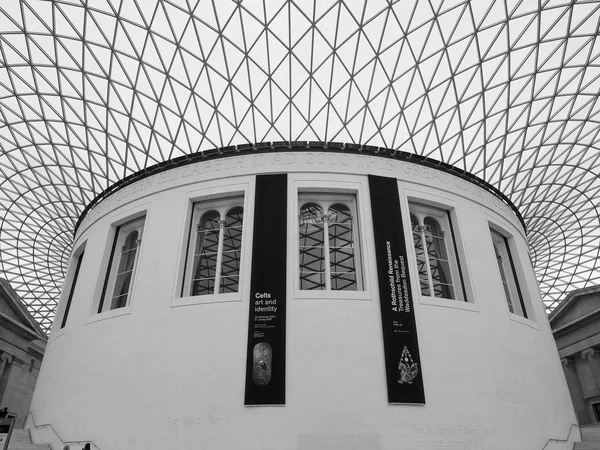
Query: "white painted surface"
30 153 578 450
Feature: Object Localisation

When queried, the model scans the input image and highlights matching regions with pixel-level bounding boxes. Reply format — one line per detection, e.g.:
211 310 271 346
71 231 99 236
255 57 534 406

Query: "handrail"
541 423 580 449
26 412 102 450
26 411 580 450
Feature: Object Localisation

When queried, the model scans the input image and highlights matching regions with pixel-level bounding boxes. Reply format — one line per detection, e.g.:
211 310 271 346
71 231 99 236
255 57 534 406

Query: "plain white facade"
28 150 578 450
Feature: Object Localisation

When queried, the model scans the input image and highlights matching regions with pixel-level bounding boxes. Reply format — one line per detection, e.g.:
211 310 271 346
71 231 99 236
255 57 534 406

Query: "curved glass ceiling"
1 0 600 332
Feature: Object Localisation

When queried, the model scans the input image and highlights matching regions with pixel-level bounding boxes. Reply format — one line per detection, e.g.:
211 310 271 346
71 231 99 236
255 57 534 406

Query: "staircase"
6 429 51 450
576 423 600 450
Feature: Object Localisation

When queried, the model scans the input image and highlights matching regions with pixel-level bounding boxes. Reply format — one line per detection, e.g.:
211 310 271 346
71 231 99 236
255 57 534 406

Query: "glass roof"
1 0 599 333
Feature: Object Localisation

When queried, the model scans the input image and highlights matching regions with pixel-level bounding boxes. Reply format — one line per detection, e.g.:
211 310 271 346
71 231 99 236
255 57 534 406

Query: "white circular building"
28 144 577 449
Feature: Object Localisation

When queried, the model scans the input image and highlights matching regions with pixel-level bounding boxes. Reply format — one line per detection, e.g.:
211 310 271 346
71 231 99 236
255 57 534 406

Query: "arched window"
411 213 430 296
423 217 453 299
184 197 244 297
191 210 221 296
328 203 357 290
409 202 464 301
298 195 361 291
99 215 145 313
490 228 526 317
60 244 85 328
299 203 325 289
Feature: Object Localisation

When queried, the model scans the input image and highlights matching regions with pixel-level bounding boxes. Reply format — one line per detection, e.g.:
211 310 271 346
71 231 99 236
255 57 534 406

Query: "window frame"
97 215 146 314
408 201 467 303
61 248 85 329
401 190 476 311
173 184 250 307
291 176 372 301
298 193 363 292
489 225 529 319
181 196 245 298
51 240 86 336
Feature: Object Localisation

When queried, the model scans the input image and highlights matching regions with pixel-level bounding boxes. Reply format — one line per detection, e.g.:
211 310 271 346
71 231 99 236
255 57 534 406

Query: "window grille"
299 195 361 291
409 202 464 301
184 198 244 297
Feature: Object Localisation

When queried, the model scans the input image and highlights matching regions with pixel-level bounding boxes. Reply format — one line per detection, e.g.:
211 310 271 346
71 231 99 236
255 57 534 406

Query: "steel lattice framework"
1 0 600 333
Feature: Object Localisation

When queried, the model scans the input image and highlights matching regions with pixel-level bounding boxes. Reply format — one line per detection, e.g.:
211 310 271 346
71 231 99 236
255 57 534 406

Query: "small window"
298 194 362 291
490 228 527 318
98 216 145 313
61 249 85 328
182 197 244 297
409 202 465 301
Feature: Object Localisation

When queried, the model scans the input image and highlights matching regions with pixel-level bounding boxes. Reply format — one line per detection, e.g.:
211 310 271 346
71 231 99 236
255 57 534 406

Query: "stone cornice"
0 278 47 340
0 310 42 341
549 285 600 325
74 142 525 236
552 306 600 338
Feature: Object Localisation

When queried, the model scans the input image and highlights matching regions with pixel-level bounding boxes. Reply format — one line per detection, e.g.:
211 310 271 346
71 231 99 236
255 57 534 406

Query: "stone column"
0 352 12 378
581 348 600 395
0 352 13 404
563 357 591 425
576 348 598 400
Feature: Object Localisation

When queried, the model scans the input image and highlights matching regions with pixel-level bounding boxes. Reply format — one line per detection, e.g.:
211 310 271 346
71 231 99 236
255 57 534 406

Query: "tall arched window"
490 228 527 317
409 202 464 301
298 194 361 291
60 244 85 328
184 197 244 297
99 215 145 313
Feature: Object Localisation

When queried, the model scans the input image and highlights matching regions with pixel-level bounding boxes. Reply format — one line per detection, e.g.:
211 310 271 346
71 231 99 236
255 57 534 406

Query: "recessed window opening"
409 202 465 301
60 249 84 328
298 194 362 291
98 216 145 313
490 228 527 318
183 197 244 297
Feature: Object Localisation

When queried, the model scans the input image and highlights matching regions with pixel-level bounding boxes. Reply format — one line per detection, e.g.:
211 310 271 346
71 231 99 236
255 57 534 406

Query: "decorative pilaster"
580 348 600 399
0 352 13 380
561 356 591 423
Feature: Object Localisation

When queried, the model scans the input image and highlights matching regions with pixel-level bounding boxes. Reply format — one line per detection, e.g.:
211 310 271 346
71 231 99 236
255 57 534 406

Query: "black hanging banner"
369 175 425 404
244 174 287 405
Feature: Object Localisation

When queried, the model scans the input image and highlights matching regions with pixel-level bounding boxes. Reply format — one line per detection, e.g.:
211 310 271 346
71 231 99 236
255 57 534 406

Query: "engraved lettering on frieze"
157 157 247 187
79 198 111 231
402 162 449 185
306 152 349 166
356 155 393 171
270 152 296 165
252 154 265 167
490 195 521 229
453 177 485 200
114 177 154 203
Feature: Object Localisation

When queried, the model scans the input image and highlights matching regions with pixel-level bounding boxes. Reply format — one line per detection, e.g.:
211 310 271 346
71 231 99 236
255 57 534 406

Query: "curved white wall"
29 151 578 450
